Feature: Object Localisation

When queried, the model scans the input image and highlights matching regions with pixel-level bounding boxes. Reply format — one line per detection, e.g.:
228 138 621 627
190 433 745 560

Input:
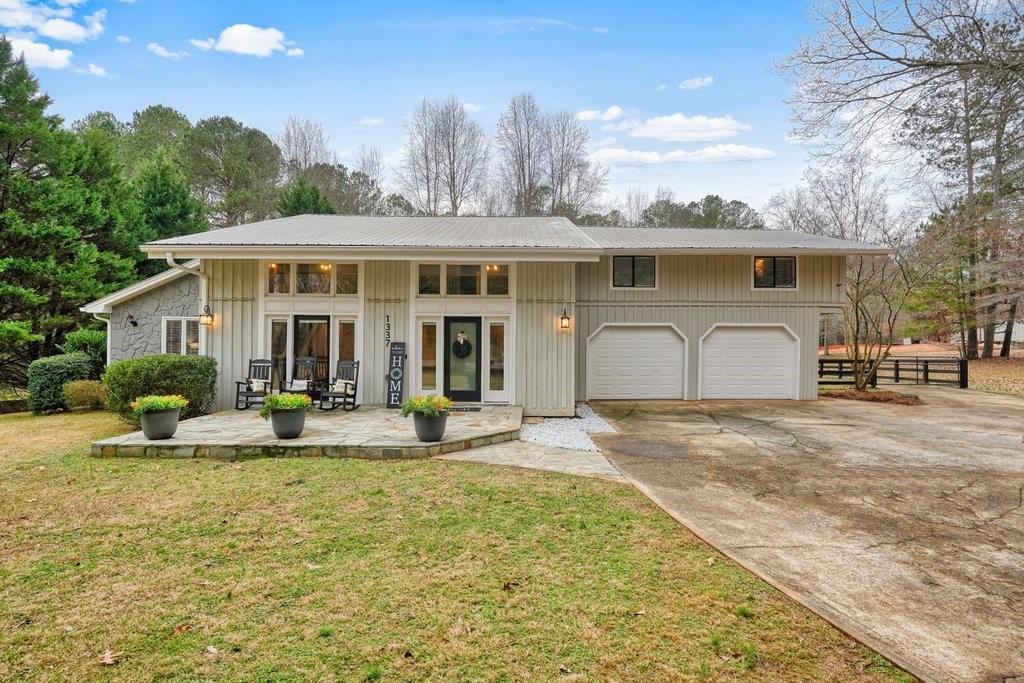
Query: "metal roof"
148 215 597 249
579 226 888 254
144 215 887 255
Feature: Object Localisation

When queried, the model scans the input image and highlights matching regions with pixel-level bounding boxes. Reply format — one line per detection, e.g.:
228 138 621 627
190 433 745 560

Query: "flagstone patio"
92 406 522 460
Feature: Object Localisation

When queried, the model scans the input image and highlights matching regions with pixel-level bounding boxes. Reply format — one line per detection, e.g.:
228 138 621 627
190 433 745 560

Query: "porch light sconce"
559 308 571 330
199 305 214 326
126 314 138 327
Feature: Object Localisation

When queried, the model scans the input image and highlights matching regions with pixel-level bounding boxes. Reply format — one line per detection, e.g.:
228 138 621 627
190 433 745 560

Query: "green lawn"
0 411 912 682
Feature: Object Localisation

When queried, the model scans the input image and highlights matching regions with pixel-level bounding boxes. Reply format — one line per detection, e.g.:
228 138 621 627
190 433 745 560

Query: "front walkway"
438 440 623 480
93 406 521 459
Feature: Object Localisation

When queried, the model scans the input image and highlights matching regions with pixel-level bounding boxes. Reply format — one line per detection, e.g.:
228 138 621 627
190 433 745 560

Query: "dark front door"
444 317 481 402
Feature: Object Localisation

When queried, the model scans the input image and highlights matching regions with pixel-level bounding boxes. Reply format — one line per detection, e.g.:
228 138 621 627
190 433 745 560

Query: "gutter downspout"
165 253 208 285
92 312 112 366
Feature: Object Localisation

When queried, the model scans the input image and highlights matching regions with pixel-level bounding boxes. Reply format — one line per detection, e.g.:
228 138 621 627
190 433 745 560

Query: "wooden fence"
818 356 968 389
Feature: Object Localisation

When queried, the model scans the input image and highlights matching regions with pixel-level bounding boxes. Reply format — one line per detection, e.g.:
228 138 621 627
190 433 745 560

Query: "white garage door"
701 325 798 399
588 325 685 399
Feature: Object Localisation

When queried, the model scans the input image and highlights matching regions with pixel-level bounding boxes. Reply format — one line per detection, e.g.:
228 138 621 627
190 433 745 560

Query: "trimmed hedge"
64 380 107 411
27 353 94 414
103 354 217 423
63 328 107 379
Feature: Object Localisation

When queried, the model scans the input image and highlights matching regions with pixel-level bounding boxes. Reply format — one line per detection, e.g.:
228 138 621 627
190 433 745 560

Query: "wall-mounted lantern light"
559 308 571 330
199 305 214 326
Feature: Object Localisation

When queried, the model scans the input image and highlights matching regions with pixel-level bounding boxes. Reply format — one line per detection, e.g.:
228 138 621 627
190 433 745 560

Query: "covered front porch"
92 405 522 459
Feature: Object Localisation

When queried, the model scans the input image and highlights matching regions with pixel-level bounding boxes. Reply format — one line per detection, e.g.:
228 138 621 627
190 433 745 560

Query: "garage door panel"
701 326 797 399
588 326 685 399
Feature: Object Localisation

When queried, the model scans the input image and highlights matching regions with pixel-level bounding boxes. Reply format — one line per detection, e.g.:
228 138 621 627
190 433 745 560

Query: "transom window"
753 256 797 289
267 262 359 295
163 317 199 355
417 264 510 297
446 264 481 295
612 255 656 288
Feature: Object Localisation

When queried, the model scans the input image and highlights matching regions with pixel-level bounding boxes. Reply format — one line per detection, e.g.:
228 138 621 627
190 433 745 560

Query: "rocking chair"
234 359 272 410
282 356 321 398
319 360 360 411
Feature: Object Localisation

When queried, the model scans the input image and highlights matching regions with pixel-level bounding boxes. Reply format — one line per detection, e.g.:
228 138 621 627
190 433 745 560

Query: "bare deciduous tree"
495 92 549 216
545 110 606 218
278 116 336 181
434 96 489 215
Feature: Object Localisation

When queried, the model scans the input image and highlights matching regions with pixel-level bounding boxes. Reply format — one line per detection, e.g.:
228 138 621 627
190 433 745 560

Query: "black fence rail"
818 356 968 389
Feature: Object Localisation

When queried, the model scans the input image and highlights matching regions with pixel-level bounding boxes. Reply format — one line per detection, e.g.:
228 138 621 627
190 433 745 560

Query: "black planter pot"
412 411 448 442
270 407 307 439
140 408 180 440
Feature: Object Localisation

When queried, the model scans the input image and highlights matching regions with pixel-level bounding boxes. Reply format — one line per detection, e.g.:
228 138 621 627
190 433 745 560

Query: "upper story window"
612 255 656 288
417 263 510 297
335 263 358 295
296 263 332 294
418 264 441 295
447 264 481 295
268 263 290 293
753 256 797 289
268 262 360 295
485 264 509 295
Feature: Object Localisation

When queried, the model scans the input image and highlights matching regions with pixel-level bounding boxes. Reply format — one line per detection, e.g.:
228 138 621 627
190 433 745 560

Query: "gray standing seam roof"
145 215 885 253
149 215 597 249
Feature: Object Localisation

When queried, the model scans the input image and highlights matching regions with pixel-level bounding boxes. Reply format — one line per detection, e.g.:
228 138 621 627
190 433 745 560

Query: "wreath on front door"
452 331 473 358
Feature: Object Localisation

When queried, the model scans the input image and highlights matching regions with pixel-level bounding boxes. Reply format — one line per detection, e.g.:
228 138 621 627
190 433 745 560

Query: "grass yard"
968 356 1024 397
0 411 911 682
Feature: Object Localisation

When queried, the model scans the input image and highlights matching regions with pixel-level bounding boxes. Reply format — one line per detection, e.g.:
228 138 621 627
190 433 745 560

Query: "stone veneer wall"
108 273 200 362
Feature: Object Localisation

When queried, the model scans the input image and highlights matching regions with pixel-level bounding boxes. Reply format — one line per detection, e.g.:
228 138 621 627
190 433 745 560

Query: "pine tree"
276 177 336 216
135 150 207 277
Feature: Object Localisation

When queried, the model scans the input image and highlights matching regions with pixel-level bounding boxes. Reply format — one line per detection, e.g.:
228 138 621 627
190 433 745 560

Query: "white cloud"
0 1 71 33
462 102 483 113
36 8 104 42
591 143 776 165
115 34 131 43
194 24 302 58
75 61 106 76
9 36 73 69
146 42 188 60
654 83 668 92
357 116 383 127
578 105 624 122
678 75 714 90
594 136 617 147
627 113 750 142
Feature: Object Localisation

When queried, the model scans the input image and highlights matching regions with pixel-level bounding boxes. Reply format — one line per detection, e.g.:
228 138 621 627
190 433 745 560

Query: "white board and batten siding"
201 259 261 411
515 262 576 416
576 255 846 401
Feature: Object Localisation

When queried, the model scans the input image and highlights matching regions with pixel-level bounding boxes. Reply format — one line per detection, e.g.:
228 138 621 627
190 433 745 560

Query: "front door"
293 315 330 393
444 317 481 402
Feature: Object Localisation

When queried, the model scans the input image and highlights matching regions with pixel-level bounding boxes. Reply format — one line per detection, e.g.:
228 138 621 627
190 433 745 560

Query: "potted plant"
132 395 189 440
401 395 454 442
260 393 313 439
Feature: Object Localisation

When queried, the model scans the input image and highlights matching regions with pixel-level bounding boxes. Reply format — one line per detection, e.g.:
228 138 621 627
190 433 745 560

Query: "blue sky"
4 0 814 209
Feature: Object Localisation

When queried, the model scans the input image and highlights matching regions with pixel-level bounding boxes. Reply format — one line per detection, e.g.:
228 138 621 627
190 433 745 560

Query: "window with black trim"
753 256 797 289
612 255 656 288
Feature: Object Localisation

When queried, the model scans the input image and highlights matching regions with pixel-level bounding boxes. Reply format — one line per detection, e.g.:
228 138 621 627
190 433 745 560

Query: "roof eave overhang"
141 244 602 262
80 259 199 314
597 247 891 256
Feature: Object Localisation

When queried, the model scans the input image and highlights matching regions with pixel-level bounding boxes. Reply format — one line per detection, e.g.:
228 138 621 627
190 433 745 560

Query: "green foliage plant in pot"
401 395 454 442
260 393 313 439
132 395 189 440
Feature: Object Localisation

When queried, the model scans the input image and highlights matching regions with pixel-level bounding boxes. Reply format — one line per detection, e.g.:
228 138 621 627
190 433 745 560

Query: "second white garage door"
700 325 798 399
587 325 686 399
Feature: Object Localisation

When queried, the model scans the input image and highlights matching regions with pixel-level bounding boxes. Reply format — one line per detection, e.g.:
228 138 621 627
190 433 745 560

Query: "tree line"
771 0 1023 368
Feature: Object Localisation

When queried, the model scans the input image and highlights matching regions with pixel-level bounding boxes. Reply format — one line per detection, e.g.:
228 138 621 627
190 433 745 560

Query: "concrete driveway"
592 386 1024 683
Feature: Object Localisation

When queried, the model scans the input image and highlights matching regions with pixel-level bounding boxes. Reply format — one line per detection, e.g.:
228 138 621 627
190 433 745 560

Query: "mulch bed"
821 389 923 406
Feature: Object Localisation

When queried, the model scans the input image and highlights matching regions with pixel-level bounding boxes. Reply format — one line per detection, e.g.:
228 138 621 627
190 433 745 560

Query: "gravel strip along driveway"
519 403 615 452
592 386 1024 683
